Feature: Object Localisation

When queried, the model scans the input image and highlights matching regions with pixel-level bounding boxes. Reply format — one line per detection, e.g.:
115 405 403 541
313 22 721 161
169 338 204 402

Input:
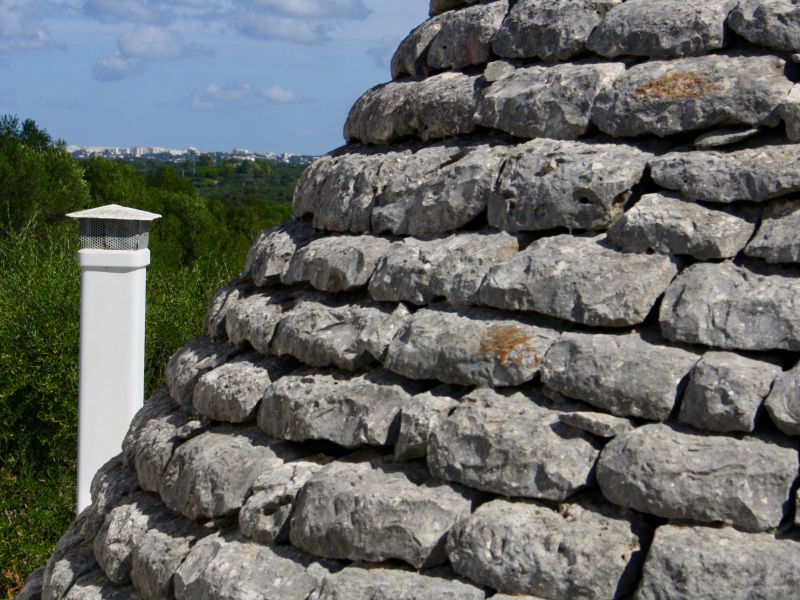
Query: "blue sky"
0 0 429 154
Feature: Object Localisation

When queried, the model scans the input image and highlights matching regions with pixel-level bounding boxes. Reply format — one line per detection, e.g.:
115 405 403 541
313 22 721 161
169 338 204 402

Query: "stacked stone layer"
28 0 800 598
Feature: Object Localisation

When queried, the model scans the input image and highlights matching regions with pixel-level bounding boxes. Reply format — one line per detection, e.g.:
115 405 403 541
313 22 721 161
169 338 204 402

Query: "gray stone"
239 459 328 545
293 148 411 234
679 351 782 433
192 353 294 423
428 388 599 500
290 456 472 568
487 139 651 232
745 199 800 263
121 389 174 469
63 570 137 600
130 518 207 600
391 16 444 79
164 335 240 408
693 126 761 148
597 424 798 531
372 142 508 235
637 524 800 599
780 83 800 142
796 490 800 526
343 71 479 145
729 0 800 52
765 362 800 436
224 291 291 355
384 306 560 387
258 369 423 448
659 261 800 351
313 565 485 600
243 220 317 286
592 53 791 137
607 193 755 259
159 429 303 520
369 231 517 306
558 411 634 438
43 510 98 600
17 567 44 600
175 533 326 600
492 0 620 61
204 282 248 341
427 1 508 71
475 61 625 140
395 386 462 461
93 493 169 585
650 144 800 203
282 234 392 292
480 235 678 327
588 0 736 58
447 497 648 598
83 458 141 541
271 295 408 371
429 0 481 17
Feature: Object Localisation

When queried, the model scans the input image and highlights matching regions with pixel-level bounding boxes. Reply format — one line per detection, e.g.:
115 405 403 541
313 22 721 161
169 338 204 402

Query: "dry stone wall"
26 0 800 598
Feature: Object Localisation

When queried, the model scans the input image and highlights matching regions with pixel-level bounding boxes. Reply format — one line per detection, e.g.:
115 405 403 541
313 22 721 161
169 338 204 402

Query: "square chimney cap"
67 204 161 221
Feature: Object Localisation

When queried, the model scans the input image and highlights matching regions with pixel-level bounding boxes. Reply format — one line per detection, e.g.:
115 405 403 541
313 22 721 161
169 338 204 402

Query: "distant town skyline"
0 0 428 155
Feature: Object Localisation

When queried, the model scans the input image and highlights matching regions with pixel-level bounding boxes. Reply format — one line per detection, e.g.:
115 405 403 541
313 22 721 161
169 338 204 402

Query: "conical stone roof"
24 1 800 598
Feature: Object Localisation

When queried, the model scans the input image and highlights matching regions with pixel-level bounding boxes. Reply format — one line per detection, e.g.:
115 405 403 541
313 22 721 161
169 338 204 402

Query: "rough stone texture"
476 61 625 140
258 369 423 448
427 1 507 71
42 510 98 600
368 230 519 305
224 292 291 355
428 388 598 500
637 525 800 599
659 261 800 351
597 424 798 531
391 15 444 79
244 220 317 286
164 335 240 408
395 386 462 461
588 0 736 58
780 83 800 142
83 459 142 541
729 0 800 52
558 410 634 438
745 199 800 263
765 361 800 436
679 351 782 433
371 142 508 235
592 53 791 137
650 144 800 203
192 354 294 423
17 568 45 600
238 459 328 545
130 517 207 600
384 306 560 387
693 126 761 148
344 72 479 145
271 295 408 370
488 139 650 232
312 565 485 600
492 0 620 61
282 234 392 292
481 235 678 327
290 456 473 568
541 331 698 421
204 282 248 341
63 570 137 600
448 497 647 598
607 193 755 259
159 429 303 521
429 0 481 17
175 533 327 600
292 148 411 234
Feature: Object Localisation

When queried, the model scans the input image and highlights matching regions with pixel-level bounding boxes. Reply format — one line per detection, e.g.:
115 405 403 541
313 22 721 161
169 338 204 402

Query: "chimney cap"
67 204 161 221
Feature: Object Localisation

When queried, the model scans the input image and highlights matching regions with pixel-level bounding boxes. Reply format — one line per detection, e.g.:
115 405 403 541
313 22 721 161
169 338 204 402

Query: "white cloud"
260 84 298 103
84 0 165 24
92 51 142 80
235 13 328 44
250 0 370 20
0 0 60 53
118 25 184 60
191 81 252 110
367 34 398 70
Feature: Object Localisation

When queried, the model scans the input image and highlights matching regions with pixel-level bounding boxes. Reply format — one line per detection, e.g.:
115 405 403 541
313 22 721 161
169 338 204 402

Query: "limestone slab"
765 361 800 436
224 292 292 355
729 0 800 52
427 1 508 71
597 424 798 531
745 199 800 263
428 388 599 500
391 15 444 79
558 411 634 438
607 193 755 259
592 53 791 137
204 282 248 341
164 335 240 409
659 261 800 351
395 386 462 461
488 139 650 232
244 220 317 286
480 234 678 327
383 306 559 387
63 570 136 600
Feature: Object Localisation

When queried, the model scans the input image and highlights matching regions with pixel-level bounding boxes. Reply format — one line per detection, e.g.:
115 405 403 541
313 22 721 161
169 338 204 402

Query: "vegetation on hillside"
0 116 297 597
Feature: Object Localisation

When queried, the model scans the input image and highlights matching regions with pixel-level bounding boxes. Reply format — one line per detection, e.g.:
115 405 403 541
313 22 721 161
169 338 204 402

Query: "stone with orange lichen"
592 53 792 137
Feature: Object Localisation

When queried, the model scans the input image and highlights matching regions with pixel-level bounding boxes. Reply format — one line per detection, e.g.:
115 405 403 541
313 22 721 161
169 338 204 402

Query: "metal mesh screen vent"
79 219 150 250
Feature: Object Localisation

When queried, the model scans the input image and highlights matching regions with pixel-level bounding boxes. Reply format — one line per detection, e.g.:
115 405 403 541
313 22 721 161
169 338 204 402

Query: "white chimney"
67 204 161 512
